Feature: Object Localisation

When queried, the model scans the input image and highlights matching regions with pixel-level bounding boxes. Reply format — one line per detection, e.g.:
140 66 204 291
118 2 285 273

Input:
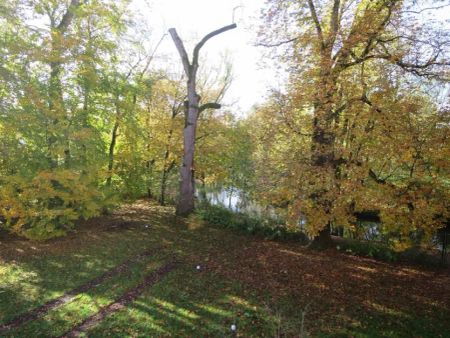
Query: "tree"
169 23 237 216
0 0 141 239
258 0 449 246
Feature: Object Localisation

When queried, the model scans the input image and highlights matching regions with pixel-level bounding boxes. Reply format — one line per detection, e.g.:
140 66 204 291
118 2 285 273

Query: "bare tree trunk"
177 80 200 215
146 159 155 198
79 79 90 169
169 23 236 216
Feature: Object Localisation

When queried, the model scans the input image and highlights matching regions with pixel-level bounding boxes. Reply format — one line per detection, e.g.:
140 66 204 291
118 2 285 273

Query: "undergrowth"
196 203 309 244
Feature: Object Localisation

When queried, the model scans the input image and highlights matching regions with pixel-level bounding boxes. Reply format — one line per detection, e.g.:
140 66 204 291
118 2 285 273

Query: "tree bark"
159 160 175 206
169 24 236 216
159 104 180 205
47 0 82 168
310 60 338 248
106 117 119 187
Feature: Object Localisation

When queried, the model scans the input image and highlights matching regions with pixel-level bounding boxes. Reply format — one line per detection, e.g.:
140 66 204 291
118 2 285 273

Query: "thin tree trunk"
159 160 175 206
80 82 89 168
199 173 207 202
146 159 155 198
47 0 81 169
106 119 119 187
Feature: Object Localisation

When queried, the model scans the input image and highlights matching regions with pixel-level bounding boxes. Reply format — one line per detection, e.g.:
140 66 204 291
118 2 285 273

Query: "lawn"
1 200 449 337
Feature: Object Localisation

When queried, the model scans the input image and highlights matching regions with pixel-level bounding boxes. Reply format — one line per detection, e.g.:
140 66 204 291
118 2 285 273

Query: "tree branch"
327 0 340 47
192 24 237 68
334 1 397 66
256 37 299 48
307 0 324 48
168 28 191 76
57 0 82 32
199 102 221 113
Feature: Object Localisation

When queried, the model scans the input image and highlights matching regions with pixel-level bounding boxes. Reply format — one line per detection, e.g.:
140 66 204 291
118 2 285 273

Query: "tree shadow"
1 200 450 336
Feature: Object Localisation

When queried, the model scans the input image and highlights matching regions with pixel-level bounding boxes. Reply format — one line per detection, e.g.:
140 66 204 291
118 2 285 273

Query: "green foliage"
336 239 398 262
0 0 149 239
196 204 308 243
397 246 444 267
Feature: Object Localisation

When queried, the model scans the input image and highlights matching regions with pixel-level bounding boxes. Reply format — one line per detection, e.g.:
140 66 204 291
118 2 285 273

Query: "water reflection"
197 187 279 220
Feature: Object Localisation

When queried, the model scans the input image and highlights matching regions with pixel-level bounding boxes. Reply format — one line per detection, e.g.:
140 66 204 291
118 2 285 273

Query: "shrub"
397 246 443 266
336 238 398 262
196 204 308 244
0 169 115 240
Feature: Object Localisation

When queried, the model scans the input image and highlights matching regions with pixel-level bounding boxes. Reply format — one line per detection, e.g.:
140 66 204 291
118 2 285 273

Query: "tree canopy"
0 0 448 250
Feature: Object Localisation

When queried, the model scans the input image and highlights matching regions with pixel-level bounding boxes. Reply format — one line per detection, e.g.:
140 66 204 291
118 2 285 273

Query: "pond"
198 187 280 220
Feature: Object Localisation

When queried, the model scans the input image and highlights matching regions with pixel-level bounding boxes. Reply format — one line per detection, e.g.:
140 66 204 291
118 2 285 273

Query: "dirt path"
0 247 161 333
60 260 179 338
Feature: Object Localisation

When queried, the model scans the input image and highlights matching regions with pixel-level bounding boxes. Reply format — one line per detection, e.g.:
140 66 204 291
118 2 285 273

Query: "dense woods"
2 0 447 249
0 0 241 239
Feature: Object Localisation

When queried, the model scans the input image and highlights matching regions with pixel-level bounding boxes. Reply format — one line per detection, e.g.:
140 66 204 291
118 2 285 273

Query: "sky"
129 0 279 114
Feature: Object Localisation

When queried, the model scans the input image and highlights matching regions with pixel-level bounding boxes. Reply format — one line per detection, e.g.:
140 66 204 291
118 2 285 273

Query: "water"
199 187 279 220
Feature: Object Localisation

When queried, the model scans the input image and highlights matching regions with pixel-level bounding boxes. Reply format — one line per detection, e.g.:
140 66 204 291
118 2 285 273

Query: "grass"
88 267 278 337
1 200 449 337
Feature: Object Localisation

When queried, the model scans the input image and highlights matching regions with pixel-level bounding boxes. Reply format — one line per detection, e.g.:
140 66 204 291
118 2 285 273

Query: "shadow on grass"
0 219 165 325
87 266 285 337
1 200 450 337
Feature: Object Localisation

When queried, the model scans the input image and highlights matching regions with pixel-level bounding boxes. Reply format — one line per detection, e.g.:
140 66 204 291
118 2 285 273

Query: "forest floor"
1 200 450 337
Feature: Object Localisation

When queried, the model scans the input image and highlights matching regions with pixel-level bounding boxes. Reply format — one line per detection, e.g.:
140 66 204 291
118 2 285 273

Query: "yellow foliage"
0 169 110 240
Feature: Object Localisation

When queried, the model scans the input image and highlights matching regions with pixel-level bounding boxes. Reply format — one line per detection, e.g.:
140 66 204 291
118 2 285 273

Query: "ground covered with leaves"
1 200 449 337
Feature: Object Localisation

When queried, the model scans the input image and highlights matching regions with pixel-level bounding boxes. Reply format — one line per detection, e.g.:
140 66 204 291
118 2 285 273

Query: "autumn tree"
0 0 152 239
258 0 450 246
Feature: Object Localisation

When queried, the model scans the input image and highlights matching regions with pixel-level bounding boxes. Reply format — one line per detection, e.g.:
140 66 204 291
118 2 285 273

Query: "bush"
397 246 444 266
336 238 398 262
196 204 308 244
0 169 115 240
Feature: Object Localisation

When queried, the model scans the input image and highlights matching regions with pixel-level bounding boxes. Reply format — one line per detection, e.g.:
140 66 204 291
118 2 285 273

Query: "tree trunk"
47 0 81 169
169 24 236 217
159 106 179 206
146 159 155 199
310 62 338 248
199 173 207 202
176 83 199 215
311 223 334 249
106 119 119 187
159 160 175 206
228 188 234 210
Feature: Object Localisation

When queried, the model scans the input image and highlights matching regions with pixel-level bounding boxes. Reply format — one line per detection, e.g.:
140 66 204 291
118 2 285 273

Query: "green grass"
0 228 163 325
5 257 166 337
1 201 449 337
0 206 288 337
88 267 279 337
